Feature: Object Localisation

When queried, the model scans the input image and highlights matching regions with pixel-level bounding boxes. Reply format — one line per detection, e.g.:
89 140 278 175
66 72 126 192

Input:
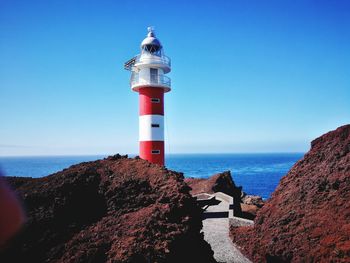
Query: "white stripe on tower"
139 115 164 141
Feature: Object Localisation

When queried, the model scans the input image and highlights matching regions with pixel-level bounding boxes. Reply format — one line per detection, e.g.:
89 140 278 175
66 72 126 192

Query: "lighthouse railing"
134 54 171 68
130 73 171 89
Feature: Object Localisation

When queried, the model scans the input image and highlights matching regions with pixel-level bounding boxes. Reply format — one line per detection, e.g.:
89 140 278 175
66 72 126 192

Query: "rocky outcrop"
185 171 239 195
231 125 350 262
0 155 215 263
185 171 243 216
241 194 264 208
185 171 246 217
185 171 265 219
240 194 265 220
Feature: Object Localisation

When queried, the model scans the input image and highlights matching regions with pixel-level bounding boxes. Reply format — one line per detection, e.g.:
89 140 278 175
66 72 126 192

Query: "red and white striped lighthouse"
124 27 171 166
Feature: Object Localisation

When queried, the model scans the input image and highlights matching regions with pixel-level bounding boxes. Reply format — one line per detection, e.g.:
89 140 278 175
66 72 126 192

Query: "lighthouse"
124 27 171 166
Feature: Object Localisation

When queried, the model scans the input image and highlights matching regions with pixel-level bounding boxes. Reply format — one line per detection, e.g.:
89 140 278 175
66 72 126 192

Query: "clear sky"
0 0 349 156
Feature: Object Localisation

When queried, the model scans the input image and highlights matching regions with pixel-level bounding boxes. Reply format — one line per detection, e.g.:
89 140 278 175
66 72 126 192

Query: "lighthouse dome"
141 27 162 53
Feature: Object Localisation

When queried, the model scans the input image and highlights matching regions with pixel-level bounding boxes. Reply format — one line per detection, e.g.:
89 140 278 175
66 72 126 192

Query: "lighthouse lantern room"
124 27 171 166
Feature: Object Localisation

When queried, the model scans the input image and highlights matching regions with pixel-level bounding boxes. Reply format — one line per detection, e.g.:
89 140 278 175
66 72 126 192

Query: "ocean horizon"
0 153 304 199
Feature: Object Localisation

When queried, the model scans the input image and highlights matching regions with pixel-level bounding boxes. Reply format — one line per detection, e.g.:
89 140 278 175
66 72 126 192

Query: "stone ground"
201 193 252 263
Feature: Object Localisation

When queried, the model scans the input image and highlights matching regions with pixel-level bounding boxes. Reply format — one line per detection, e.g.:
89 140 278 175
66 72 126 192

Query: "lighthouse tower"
124 27 171 166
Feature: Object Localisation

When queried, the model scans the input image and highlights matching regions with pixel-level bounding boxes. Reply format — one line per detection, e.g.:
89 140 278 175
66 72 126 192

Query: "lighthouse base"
139 141 164 166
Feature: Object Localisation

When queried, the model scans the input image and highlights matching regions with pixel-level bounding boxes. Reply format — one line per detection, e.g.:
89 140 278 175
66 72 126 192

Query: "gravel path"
201 193 252 263
202 218 251 263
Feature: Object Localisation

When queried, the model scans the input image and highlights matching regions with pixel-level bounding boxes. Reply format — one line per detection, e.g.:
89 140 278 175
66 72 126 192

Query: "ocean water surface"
0 153 303 199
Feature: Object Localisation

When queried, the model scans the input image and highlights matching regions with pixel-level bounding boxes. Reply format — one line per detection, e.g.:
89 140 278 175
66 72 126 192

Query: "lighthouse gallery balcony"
134 54 171 73
124 54 171 73
130 72 171 92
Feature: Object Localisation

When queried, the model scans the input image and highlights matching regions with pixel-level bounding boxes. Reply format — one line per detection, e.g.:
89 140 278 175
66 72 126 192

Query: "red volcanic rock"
240 194 265 220
231 125 350 262
0 155 215 263
185 171 240 196
185 171 243 217
241 194 264 208
0 176 25 246
240 204 260 220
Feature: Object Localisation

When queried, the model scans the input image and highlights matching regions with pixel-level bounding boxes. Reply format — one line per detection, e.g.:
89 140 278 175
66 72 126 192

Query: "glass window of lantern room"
150 68 158 83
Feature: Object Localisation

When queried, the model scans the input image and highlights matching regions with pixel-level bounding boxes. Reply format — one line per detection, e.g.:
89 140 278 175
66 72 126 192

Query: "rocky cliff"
185 171 264 219
0 155 215 263
231 125 350 262
185 171 243 216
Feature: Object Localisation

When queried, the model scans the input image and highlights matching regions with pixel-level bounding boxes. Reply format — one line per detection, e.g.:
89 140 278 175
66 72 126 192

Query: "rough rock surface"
241 194 264 208
240 194 265 220
185 171 243 216
0 155 215 263
231 125 350 262
239 204 259 220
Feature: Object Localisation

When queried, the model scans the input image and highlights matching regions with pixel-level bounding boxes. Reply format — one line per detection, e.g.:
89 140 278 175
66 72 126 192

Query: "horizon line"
0 152 306 158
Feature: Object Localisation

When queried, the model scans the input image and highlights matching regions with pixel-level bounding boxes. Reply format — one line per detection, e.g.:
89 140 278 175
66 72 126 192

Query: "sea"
0 153 303 199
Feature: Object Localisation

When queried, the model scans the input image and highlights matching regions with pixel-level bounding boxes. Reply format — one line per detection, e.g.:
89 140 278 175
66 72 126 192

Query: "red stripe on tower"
124 27 171 166
139 87 164 116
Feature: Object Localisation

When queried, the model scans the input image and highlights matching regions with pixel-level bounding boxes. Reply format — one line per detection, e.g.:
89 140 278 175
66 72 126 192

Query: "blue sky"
0 0 349 156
